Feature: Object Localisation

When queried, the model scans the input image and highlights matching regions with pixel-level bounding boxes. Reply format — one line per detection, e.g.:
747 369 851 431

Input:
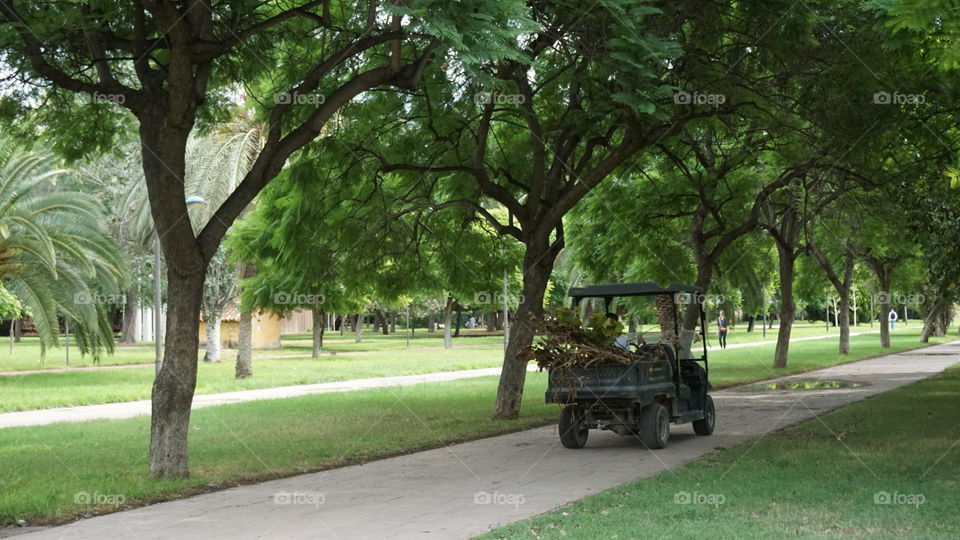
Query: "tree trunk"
120 286 139 344
773 248 797 368
235 311 253 378
921 295 949 343
376 309 389 335
428 309 436 332
454 304 462 337
389 312 396 334
878 273 892 348
149 269 205 478
746 315 755 333
354 312 363 343
494 239 557 419
838 288 851 355
203 316 221 363
13 318 22 343
311 307 324 357
443 295 453 349
655 293 677 342
234 263 257 379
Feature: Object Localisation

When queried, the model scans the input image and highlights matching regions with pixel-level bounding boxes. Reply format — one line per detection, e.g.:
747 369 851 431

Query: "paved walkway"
0 367 523 429
0 329 897 428
706 328 882 351
15 340 960 539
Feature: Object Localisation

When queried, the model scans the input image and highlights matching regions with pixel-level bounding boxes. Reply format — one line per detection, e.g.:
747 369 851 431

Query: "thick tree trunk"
921 295 949 343
13 318 22 343
149 269 205 478
746 316 755 333
203 316 221 363
428 309 436 332
443 295 453 349
235 311 253 378
312 308 324 357
375 309 389 335
494 240 557 419
389 312 396 334
120 286 139 344
354 313 363 343
773 248 797 368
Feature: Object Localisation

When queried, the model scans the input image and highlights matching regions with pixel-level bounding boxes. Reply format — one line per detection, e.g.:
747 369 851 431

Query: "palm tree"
122 116 264 364
0 136 125 359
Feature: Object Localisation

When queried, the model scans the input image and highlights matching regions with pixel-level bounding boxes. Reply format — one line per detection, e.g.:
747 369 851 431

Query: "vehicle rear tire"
639 403 670 449
693 395 716 436
559 405 589 449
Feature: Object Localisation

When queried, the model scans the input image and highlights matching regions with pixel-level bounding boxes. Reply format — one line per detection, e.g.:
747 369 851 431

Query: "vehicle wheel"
639 403 670 449
693 395 716 436
559 405 589 449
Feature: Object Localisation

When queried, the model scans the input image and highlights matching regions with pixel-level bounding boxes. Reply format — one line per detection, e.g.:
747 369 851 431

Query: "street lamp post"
154 195 209 376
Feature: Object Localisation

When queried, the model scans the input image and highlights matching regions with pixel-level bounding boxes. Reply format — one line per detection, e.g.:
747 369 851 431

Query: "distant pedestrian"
717 311 729 349
889 309 898 330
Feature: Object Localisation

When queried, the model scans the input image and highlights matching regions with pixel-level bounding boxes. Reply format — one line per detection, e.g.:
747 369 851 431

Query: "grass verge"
479 366 960 539
0 373 557 526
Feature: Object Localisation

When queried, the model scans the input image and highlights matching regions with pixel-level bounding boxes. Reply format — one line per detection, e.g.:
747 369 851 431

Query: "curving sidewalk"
14 341 960 539
0 328 901 429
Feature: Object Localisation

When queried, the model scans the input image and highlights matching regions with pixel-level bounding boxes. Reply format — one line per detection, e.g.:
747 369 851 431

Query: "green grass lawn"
480 367 960 540
0 327 952 412
0 328 503 372
0 346 507 412
0 373 558 526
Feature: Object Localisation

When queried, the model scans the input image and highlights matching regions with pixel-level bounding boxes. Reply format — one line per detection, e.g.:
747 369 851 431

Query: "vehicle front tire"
693 395 716 436
639 403 670 449
559 405 589 449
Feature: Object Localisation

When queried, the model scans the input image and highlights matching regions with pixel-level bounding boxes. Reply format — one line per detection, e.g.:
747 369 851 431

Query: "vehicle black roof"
568 282 703 298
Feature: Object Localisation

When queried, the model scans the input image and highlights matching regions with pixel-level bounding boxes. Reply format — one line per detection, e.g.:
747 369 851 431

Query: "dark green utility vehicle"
546 282 716 449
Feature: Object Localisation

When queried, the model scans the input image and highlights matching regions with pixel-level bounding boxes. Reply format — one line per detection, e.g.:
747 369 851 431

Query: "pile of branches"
520 313 664 371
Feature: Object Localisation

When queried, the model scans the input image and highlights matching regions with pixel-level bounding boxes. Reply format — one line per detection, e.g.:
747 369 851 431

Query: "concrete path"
0 328 901 429
16 340 960 540
0 367 523 429
706 328 881 351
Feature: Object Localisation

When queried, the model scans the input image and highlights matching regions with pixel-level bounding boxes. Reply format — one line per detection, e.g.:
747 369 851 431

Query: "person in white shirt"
888 309 898 330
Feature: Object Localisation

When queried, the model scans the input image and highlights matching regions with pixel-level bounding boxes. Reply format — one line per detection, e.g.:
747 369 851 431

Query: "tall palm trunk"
235 311 253 378
121 286 139 344
204 316 222 363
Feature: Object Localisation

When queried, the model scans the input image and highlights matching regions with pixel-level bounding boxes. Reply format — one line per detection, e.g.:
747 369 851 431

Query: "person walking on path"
717 310 729 349
889 309 898 330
